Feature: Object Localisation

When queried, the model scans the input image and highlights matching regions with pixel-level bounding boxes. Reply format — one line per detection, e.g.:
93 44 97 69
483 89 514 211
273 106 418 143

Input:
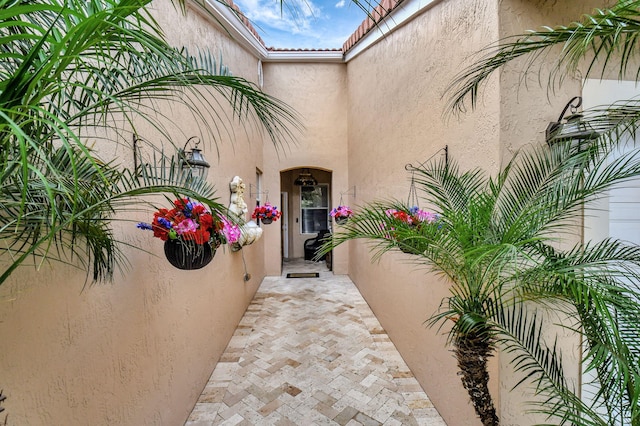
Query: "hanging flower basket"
384 206 441 255
164 239 215 270
252 202 281 225
137 198 240 270
330 205 353 225
335 216 349 225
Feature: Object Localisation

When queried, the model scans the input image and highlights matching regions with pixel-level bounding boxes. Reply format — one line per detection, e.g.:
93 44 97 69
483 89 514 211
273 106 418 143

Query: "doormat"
286 272 319 278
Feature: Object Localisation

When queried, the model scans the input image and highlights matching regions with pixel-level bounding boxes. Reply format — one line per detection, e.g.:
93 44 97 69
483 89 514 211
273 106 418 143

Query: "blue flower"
136 222 153 230
183 200 196 218
157 217 173 229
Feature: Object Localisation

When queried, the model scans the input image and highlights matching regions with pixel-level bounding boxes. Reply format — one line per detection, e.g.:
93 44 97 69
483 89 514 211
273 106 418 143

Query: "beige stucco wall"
0 0 620 424
262 62 350 275
344 0 614 425
344 1 622 420
0 3 268 425
497 0 607 158
496 1 608 424
345 0 501 424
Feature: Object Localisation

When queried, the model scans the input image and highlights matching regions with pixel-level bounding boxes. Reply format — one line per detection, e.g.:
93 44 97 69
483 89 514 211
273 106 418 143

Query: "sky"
233 0 370 49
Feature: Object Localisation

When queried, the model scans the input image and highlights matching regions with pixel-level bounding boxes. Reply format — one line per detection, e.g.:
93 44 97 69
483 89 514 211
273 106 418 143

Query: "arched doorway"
280 167 332 272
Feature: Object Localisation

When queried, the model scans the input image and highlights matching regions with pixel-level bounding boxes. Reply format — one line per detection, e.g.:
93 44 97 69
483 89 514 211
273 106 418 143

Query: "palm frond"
0 141 226 284
490 303 609 426
0 0 300 284
325 139 640 423
446 1 640 114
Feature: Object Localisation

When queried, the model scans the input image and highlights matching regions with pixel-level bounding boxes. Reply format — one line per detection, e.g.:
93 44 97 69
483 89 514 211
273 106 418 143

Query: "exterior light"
180 136 210 180
294 168 318 186
546 96 599 147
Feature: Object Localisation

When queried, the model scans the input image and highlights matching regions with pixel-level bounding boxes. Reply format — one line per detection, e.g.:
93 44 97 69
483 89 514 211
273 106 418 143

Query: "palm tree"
323 139 640 425
0 0 299 285
442 1 640 423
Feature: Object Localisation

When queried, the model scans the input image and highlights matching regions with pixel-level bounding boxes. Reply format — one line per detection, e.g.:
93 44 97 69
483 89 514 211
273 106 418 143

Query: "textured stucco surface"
345 0 501 424
0 0 621 425
496 2 608 425
262 62 350 275
0 3 268 425
343 1 614 425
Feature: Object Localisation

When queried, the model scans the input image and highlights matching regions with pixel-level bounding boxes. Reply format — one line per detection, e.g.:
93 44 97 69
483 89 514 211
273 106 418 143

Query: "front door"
281 191 289 259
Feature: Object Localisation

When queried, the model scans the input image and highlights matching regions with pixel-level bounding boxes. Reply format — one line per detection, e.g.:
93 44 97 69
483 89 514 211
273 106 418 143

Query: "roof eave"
344 0 443 62
263 50 344 63
189 0 270 60
189 0 441 63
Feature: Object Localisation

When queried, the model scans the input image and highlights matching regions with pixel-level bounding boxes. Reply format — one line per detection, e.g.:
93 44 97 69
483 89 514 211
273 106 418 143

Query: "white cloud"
235 0 324 35
232 0 367 48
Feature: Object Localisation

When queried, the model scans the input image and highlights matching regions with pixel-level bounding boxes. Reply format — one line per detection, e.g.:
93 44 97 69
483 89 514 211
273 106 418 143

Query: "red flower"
199 213 213 231
193 228 210 244
192 204 206 215
174 198 189 209
152 223 169 240
181 231 195 241
139 198 237 246
252 203 281 221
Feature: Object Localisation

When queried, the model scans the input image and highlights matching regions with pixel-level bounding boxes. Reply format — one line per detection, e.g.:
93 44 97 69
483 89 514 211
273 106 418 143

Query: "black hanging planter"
261 217 273 225
398 238 422 254
164 239 215 270
394 233 418 254
334 216 349 225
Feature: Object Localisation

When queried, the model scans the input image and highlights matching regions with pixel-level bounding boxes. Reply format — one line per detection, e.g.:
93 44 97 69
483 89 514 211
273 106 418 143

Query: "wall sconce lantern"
179 136 210 180
294 168 318 186
133 135 210 180
546 96 599 146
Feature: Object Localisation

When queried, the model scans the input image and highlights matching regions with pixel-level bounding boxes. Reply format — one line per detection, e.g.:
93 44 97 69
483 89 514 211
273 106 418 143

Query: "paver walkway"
185 259 447 425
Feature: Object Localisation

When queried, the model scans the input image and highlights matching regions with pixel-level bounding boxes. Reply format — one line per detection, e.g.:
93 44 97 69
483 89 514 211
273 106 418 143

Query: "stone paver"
185 259 447 426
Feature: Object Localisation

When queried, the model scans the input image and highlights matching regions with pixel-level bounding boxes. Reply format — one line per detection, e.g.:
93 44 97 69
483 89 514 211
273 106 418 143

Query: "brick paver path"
185 261 446 425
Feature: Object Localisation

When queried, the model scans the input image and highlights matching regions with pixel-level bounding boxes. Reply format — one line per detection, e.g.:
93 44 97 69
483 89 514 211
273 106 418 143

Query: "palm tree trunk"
454 332 499 426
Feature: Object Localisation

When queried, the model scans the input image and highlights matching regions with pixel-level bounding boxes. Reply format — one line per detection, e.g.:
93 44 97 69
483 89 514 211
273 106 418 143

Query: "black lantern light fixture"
179 136 210 180
133 135 210 180
546 96 600 146
294 168 318 186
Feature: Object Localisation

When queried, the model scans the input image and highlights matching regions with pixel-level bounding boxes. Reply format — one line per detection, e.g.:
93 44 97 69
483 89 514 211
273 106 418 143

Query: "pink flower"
219 215 241 244
175 218 198 235
331 205 353 218
139 198 243 248
252 202 281 221
414 210 438 223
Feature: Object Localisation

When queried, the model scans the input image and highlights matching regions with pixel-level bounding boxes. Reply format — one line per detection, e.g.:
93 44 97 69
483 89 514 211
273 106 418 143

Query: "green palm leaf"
0 0 300 284
446 1 640 115
324 140 640 424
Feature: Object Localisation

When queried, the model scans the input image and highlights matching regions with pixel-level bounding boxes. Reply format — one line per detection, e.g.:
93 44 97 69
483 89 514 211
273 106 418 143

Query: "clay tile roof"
342 0 405 52
225 0 267 47
224 0 405 54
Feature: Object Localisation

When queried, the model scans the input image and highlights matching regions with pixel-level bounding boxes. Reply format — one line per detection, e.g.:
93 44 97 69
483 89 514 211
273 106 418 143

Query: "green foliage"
447 0 640 115
323 140 640 424
411 1 640 422
0 0 299 284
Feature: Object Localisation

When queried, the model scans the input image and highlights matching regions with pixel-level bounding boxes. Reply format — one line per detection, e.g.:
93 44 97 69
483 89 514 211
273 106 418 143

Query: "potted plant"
252 202 282 224
330 205 353 225
385 206 439 225
384 206 440 254
137 198 240 270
